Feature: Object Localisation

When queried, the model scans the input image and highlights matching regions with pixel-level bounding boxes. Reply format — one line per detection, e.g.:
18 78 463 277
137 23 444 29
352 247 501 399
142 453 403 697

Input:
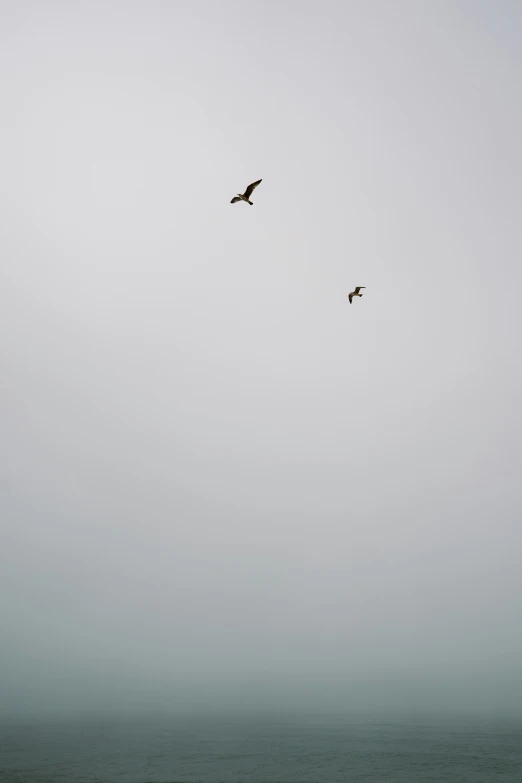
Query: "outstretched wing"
348 293 353 303
230 196 242 203
243 179 262 199
354 286 366 294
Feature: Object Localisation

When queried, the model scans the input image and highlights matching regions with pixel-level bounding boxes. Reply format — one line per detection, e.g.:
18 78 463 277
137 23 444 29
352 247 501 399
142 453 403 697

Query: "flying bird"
230 179 262 205
348 286 365 304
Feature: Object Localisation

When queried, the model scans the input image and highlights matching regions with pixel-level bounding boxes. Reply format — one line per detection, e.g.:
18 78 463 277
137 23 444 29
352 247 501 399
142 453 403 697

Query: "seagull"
348 286 365 304
230 179 262 205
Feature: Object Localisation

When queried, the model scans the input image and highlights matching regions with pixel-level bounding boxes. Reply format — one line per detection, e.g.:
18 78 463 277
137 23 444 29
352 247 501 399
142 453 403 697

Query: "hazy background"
1 0 521 717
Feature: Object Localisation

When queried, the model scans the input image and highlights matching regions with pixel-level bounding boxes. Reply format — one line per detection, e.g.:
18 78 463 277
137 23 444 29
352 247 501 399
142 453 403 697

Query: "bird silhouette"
348 286 365 304
230 179 262 205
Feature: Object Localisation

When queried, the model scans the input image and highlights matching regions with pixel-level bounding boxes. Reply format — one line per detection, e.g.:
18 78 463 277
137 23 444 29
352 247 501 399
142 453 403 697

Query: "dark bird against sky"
230 179 262 205
348 286 365 304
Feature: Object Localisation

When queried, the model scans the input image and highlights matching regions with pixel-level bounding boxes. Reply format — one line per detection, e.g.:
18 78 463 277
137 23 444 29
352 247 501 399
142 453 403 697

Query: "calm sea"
1 713 521 783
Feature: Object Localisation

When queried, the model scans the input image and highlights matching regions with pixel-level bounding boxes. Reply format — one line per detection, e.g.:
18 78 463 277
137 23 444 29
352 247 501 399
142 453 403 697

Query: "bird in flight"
230 179 262 205
348 286 365 304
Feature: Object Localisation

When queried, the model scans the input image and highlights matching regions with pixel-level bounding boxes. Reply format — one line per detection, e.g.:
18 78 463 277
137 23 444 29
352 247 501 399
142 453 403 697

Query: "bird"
348 286 365 304
230 179 262 205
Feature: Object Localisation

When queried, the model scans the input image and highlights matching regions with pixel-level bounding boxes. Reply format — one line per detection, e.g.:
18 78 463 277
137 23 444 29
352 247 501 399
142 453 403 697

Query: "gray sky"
1 0 522 716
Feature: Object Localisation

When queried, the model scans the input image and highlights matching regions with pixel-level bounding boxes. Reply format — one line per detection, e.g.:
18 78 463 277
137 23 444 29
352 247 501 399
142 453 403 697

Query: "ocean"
1 713 521 783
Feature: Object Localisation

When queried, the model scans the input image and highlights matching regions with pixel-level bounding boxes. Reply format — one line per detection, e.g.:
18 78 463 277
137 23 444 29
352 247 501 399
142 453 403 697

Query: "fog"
1 0 522 717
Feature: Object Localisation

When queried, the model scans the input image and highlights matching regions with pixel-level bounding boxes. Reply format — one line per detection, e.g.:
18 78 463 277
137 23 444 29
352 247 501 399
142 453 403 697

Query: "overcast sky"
1 0 522 716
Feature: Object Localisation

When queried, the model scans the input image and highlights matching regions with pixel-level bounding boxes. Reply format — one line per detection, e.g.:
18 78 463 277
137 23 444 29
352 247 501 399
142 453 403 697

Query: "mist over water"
2 0 522 729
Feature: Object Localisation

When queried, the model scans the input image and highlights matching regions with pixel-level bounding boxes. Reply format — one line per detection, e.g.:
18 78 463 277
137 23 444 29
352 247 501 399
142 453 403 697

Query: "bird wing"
243 179 262 198
354 286 365 294
348 293 353 303
230 196 242 203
